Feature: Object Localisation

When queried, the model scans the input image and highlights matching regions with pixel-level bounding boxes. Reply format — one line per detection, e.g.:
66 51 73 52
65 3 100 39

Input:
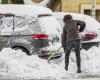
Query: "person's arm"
61 26 66 50
76 20 86 32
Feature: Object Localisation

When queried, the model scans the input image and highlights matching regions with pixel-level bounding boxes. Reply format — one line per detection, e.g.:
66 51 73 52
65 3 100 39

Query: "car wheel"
12 46 30 55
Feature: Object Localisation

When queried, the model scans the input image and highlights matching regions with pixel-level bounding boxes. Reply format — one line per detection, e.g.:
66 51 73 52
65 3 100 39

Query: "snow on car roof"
24 0 50 7
0 4 52 16
1 46 100 78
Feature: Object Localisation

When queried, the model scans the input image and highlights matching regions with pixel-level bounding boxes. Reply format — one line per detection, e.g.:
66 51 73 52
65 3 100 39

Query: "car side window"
0 16 13 29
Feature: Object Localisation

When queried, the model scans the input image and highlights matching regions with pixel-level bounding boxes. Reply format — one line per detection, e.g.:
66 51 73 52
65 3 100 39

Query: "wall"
62 0 100 13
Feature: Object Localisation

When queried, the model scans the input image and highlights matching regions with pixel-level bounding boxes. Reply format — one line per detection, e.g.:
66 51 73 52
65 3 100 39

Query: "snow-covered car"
0 5 62 57
53 12 100 50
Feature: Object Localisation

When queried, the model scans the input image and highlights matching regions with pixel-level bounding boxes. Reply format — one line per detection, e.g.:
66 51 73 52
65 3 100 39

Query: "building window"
96 10 100 22
84 9 92 16
81 4 100 23
84 9 100 22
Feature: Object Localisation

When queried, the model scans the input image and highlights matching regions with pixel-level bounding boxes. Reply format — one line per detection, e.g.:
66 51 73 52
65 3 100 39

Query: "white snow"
0 46 100 79
0 4 52 15
38 16 62 40
0 16 34 35
23 0 50 7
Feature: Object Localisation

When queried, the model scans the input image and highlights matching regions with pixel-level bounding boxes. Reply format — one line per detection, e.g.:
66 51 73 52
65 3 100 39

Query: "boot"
65 66 68 71
77 69 81 73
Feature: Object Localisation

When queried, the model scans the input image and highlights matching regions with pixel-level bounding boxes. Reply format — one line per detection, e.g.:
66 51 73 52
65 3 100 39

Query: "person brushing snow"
62 14 86 73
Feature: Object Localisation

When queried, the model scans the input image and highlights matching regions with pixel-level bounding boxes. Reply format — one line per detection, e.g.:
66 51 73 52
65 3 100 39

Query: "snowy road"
1 74 100 80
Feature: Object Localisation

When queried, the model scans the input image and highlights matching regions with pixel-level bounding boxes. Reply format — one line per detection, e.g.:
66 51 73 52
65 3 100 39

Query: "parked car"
53 12 100 50
0 5 62 58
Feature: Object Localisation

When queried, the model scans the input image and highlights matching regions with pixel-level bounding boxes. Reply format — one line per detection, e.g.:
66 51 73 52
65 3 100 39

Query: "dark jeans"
65 39 81 70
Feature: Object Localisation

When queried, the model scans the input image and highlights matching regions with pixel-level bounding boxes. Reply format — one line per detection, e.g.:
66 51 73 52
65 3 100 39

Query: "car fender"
8 39 34 55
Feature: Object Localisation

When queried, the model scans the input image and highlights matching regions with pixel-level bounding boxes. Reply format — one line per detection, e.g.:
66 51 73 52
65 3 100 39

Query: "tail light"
32 33 48 39
85 33 97 38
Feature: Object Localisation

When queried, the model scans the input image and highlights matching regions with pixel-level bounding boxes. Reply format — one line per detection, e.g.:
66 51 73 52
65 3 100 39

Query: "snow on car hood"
0 46 100 78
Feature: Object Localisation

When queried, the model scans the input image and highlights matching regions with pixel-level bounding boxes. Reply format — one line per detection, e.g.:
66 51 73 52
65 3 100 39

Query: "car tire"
12 46 30 55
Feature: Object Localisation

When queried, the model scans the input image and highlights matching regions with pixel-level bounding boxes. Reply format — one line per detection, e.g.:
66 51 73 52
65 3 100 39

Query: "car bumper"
81 42 100 50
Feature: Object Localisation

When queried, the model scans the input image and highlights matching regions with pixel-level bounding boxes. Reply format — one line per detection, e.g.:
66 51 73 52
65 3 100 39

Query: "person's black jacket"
61 20 86 48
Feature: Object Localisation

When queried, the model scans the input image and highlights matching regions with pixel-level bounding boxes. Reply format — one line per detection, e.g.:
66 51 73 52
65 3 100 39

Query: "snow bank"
81 46 100 73
0 48 66 78
0 46 100 79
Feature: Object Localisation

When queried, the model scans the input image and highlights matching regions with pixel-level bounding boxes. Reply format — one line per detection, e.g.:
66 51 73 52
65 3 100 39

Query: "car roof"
0 4 52 16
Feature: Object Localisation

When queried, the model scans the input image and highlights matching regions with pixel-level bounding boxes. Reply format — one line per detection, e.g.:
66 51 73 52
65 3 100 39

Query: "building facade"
61 0 100 22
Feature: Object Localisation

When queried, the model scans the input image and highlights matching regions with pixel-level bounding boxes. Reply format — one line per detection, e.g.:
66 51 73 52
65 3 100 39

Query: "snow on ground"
0 46 100 79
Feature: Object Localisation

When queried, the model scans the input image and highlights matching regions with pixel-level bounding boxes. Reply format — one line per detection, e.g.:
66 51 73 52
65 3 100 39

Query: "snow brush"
47 46 62 63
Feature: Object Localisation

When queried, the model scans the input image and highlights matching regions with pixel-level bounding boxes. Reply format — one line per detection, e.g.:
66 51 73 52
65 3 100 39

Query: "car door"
0 14 5 50
0 34 9 50
0 30 12 50
0 14 13 50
